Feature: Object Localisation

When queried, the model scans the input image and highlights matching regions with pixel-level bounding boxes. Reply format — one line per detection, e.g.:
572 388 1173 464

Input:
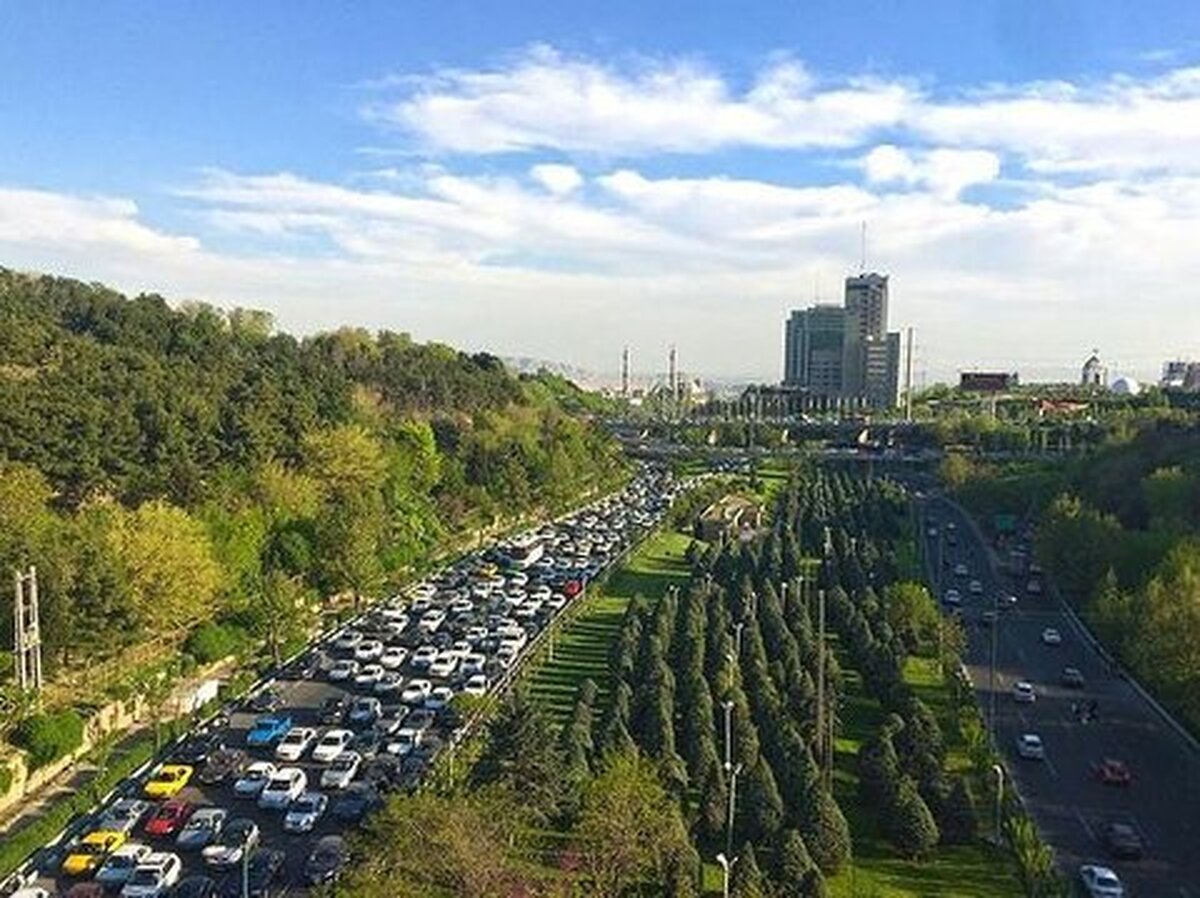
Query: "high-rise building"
783 305 846 394
781 271 901 409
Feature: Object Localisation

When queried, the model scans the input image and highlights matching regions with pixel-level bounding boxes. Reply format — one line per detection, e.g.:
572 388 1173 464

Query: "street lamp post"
992 763 1005 845
715 852 737 898
733 622 745 656
725 762 744 864
242 832 252 898
721 700 734 772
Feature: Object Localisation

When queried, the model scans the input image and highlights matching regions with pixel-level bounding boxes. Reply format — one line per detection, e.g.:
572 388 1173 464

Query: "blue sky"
3 1 1200 382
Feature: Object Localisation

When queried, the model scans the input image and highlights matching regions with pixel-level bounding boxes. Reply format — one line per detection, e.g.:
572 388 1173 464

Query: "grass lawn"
524 527 694 728
825 651 1024 898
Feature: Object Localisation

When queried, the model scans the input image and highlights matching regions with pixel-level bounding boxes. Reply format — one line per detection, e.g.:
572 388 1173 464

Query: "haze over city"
4 0 1200 382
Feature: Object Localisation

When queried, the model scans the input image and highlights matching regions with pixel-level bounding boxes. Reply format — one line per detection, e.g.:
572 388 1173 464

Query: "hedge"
183 621 248 665
12 710 85 770
0 762 12 797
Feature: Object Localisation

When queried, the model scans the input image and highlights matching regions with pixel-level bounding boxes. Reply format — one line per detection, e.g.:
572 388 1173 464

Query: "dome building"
1111 376 1141 396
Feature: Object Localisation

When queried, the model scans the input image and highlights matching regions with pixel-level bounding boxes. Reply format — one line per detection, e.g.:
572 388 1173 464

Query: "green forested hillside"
0 268 626 692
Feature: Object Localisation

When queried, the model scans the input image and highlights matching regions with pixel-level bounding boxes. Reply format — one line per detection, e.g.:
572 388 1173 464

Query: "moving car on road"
143 765 193 800
62 830 128 876
175 808 227 851
1061 667 1086 689
1017 734 1045 760
1078 864 1125 898
257 767 307 810
196 748 247 786
1103 821 1145 860
1093 758 1132 787
273 726 317 762
245 715 292 749
201 818 259 869
120 851 183 897
283 791 329 833
1041 627 1062 646
304 835 349 886
143 801 193 839
95 843 153 889
232 762 275 799
1012 681 1036 703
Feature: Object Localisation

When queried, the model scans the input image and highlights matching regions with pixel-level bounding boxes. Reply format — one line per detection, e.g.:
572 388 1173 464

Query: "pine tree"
471 690 568 823
856 729 900 806
889 776 940 859
936 776 978 845
800 785 852 874
774 828 815 893
730 842 767 898
741 759 785 844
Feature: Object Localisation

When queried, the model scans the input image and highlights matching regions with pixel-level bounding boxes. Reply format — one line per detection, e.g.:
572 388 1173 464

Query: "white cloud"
862 145 1000 197
369 44 915 155
530 163 583 195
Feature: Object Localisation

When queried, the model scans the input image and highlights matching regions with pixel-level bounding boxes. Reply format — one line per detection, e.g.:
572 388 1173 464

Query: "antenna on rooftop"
860 221 868 273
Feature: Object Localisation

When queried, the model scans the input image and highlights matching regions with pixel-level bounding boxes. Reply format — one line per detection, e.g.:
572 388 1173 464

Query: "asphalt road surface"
920 495 1200 897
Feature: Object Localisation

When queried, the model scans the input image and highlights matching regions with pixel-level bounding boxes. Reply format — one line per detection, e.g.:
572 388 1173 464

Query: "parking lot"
9 465 678 898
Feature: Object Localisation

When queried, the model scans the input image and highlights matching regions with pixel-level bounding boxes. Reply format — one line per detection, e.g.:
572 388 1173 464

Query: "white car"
100 798 152 834
410 582 436 600
968 579 984 595
410 645 438 670
1079 864 1125 898
258 767 307 809
546 593 567 611
348 696 381 726
201 819 260 868
1017 733 1045 760
450 598 474 616
95 843 153 889
120 852 182 897
311 729 354 763
496 645 519 668
1012 681 1036 704
461 653 487 676
1027 579 1043 595
425 685 455 711
233 761 276 799
379 646 408 670
429 654 459 679
401 679 433 704
529 584 551 601
418 609 447 633
1041 627 1062 646
386 727 422 756
354 639 384 662
320 751 362 790
275 727 317 762
283 791 329 833
954 563 969 577
943 588 962 606
354 663 385 688
506 571 528 587
463 673 488 697
327 659 360 682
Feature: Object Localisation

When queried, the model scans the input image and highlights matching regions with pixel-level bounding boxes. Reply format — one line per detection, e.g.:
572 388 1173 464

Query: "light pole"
241 831 252 898
716 852 737 898
732 622 745 656
992 763 1005 845
721 700 734 772
725 762 744 865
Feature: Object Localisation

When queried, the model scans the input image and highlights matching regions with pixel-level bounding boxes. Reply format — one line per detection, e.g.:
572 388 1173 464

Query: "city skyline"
4 2 1200 382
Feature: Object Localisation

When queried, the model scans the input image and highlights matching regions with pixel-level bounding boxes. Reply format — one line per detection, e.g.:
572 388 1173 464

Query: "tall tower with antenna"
667 344 677 419
621 346 630 398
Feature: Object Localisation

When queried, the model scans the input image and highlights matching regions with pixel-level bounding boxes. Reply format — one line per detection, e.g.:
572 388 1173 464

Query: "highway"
920 495 1200 897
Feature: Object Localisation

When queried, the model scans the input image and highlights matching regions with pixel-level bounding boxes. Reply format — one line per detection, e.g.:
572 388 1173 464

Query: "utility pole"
725 762 744 864
716 852 737 898
904 326 915 422
668 344 677 422
621 346 630 398
13 566 43 695
721 700 734 772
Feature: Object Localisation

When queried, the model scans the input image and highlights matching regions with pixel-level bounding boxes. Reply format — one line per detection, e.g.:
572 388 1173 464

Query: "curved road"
919 495 1200 897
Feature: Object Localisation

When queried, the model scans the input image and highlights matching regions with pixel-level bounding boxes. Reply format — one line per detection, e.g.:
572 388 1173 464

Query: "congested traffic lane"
922 495 1200 897
13 467 678 898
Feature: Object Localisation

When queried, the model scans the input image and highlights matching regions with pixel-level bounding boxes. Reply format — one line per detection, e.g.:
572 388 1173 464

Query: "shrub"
0 762 12 796
12 710 86 770
184 621 248 664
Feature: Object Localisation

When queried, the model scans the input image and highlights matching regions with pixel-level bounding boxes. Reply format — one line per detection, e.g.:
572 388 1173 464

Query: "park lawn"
524 526 694 728
825 650 1024 898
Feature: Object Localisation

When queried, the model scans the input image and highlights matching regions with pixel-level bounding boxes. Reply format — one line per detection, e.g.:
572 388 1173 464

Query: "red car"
144 799 194 837
562 580 583 598
1093 759 1132 786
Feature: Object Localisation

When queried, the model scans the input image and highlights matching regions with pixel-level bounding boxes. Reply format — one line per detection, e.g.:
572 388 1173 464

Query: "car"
169 733 225 767
410 645 438 670
1078 864 1125 898
943 588 962 606
386 727 422 756
1061 666 1086 688
1016 734 1045 760
283 791 329 833
318 695 349 725
1027 579 1043 595
1102 821 1144 860
968 579 983 595
1000 593 1018 607
379 645 408 669
144 801 193 839
321 751 362 790
311 728 354 763
353 663 385 688
954 563 969 576
143 765 194 799
62 830 129 876
332 630 364 651
219 848 285 898
354 639 384 662
331 782 383 823
232 762 275 799
196 748 247 786
168 875 219 898
120 851 183 897
374 671 404 695
243 688 283 714
175 808 227 851
201 818 259 868
1041 627 1062 646
429 655 459 678
100 798 153 834
304 834 349 885
96 843 154 888
463 673 488 696
274 726 317 762
401 679 432 704
1093 758 1132 786
348 696 382 726
1011 681 1036 704
245 715 292 748
327 658 360 682
64 885 107 898
349 727 384 758
257 767 307 810
426 685 455 711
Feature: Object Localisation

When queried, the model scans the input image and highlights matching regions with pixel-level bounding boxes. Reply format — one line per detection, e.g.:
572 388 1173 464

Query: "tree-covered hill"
0 267 626 687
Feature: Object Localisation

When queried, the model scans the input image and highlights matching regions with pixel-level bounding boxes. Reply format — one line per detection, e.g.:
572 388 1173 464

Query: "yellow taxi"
142 763 194 799
61 829 127 876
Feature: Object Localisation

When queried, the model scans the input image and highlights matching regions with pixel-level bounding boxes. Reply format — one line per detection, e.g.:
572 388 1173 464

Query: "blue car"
246 714 292 748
